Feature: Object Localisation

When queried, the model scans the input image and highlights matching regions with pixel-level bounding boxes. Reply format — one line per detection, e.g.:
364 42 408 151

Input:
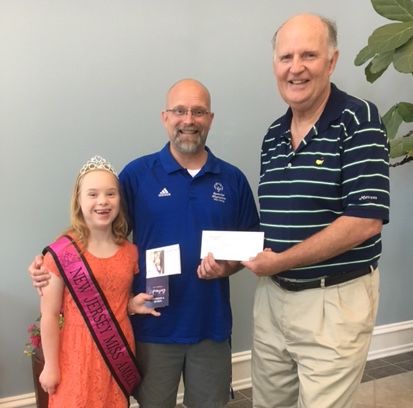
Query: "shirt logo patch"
212 182 226 203
214 182 223 192
359 195 378 201
158 188 171 197
315 157 325 166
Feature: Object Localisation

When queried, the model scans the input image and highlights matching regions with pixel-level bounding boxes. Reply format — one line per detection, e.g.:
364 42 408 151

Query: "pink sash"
43 235 141 398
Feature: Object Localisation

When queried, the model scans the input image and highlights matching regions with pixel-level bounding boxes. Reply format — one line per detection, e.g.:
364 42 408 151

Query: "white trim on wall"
2 320 413 408
369 320 413 360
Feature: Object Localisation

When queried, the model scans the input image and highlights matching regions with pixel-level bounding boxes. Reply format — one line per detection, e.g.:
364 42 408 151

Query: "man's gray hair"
271 14 338 52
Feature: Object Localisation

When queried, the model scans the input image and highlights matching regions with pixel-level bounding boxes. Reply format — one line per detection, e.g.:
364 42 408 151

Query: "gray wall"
1 0 412 398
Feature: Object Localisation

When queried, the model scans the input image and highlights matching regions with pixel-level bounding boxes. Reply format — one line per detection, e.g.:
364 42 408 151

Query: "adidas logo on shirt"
158 188 171 197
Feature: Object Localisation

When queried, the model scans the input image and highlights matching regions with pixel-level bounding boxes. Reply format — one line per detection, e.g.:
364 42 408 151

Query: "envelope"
200 230 264 261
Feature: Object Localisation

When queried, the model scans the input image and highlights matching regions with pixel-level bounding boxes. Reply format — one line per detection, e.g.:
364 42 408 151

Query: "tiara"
79 155 118 177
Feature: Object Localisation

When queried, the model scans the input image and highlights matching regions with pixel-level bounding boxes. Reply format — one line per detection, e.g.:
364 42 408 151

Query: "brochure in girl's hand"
145 276 169 308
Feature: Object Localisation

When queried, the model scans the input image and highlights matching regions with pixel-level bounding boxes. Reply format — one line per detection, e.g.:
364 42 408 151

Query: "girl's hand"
39 365 60 395
128 293 161 317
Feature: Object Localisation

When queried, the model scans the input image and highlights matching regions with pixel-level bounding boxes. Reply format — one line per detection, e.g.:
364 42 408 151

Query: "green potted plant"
354 0 413 166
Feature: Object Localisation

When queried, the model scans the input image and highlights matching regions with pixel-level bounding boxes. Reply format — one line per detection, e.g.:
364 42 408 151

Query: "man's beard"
172 128 207 154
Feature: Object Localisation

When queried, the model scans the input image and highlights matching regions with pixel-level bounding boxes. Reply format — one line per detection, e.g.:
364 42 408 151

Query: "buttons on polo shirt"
287 163 292 168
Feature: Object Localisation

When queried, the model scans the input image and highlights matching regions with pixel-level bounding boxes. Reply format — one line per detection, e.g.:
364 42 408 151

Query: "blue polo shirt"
119 143 259 343
259 84 390 279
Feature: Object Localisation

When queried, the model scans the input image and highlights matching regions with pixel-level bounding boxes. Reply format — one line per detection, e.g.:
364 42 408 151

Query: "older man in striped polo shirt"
243 13 389 408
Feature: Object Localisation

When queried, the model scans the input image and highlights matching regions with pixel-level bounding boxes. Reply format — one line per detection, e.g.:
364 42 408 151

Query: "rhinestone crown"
79 155 118 177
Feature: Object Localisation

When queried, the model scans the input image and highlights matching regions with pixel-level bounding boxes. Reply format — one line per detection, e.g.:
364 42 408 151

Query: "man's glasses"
166 106 210 118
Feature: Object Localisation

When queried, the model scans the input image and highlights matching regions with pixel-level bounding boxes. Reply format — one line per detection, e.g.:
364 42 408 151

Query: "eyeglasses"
166 106 210 118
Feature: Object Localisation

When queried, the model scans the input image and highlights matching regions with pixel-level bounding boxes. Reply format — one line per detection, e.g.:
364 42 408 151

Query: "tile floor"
177 351 413 408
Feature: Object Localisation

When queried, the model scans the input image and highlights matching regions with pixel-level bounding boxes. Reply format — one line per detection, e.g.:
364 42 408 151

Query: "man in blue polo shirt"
123 78 259 407
243 14 389 408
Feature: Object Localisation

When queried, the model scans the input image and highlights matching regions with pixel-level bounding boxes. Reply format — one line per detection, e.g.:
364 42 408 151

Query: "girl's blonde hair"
67 168 129 248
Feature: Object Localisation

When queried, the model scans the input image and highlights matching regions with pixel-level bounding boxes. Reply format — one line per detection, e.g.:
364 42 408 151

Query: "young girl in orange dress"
39 156 160 408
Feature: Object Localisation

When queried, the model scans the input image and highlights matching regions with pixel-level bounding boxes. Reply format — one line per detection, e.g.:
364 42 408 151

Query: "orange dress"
44 240 138 408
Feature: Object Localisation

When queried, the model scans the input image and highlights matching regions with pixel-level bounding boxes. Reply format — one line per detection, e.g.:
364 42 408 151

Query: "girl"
39 155 159 407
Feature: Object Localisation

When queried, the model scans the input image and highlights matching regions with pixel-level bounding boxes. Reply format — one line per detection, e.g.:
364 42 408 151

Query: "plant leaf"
389 131 413 158
370 50 395 72
368 22 413 53
365 61 387 82
354 45 378 66
382 105 404 138
398 102 413 121
393 36 413 71
372 0 413 22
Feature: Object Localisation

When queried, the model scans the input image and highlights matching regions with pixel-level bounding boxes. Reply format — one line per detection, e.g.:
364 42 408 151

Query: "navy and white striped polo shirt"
259 84 390 279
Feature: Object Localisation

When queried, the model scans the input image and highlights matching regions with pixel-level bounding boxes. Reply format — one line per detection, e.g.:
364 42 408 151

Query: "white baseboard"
369 320 413 360
3 320 413 408
0 394 35 408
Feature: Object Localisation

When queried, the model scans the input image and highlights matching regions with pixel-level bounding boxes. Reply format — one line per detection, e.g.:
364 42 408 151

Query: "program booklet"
145 276 169 308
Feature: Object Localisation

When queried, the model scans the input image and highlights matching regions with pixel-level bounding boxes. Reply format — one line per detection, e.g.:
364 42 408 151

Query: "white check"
200 230 264 261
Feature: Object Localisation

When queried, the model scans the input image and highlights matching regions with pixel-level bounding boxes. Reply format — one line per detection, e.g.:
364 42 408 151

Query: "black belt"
271 262 377 292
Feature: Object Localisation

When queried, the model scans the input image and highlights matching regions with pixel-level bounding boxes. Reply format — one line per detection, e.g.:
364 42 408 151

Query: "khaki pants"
252 268 379 408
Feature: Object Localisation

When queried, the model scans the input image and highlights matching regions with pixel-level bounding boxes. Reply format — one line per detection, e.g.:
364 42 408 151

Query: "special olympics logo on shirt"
212 182 226 203
214 182 224 192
